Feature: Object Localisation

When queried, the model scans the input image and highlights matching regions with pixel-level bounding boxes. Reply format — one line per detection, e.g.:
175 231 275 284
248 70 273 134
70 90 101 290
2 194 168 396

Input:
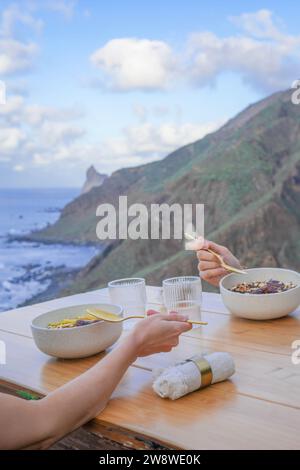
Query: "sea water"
0 188 98 312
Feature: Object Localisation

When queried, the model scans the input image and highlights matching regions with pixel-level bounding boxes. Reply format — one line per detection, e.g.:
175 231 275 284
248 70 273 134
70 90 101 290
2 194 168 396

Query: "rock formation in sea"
81 165 107 195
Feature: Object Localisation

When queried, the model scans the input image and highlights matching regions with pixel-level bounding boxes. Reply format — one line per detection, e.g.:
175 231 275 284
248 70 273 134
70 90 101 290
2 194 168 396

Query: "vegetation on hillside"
30 90 300 293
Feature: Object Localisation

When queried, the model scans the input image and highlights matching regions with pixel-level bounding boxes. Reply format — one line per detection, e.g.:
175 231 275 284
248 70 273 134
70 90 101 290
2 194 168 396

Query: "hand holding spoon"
184 232 247 275
87 308 208 326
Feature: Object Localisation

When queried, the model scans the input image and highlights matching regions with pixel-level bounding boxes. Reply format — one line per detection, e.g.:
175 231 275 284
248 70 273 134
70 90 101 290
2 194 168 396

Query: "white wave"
0 239 99 312
0 278 51 311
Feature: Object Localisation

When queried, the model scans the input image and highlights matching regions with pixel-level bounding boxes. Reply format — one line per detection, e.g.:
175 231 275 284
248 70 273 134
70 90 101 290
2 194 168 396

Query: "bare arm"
0 312 191 449
0 337 136 449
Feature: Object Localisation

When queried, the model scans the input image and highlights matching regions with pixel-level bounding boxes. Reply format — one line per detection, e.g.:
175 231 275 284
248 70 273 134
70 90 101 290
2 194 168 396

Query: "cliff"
29 89 300 293
81 165 107 195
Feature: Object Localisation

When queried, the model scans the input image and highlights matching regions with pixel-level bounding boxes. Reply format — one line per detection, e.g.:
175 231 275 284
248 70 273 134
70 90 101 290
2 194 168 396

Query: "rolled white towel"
153 352 235 400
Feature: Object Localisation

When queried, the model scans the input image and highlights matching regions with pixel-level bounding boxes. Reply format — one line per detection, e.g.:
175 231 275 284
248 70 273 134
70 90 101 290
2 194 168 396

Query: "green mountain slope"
31 89 300 293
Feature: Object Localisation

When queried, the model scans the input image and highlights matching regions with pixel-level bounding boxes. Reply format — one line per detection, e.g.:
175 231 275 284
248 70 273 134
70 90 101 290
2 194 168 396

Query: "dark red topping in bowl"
230 279 296 294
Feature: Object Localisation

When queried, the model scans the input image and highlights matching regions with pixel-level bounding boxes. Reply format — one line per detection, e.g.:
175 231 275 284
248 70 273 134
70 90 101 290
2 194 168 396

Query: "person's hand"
191 238 242 287
129 311 192 357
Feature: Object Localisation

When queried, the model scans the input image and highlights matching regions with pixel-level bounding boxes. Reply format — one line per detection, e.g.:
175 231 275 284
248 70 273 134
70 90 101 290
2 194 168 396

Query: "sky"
0 0 299 188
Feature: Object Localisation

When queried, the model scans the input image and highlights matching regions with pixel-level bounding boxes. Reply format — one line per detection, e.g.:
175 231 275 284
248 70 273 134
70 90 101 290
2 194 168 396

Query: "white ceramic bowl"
220 268 300 320
31 303 123 359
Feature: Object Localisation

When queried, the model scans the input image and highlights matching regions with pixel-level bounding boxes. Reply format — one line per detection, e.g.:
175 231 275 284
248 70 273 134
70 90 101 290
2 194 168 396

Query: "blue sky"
0 0 299 187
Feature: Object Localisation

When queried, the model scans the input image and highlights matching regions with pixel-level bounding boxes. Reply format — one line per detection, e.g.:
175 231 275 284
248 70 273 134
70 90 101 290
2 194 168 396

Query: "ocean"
0 188 99 312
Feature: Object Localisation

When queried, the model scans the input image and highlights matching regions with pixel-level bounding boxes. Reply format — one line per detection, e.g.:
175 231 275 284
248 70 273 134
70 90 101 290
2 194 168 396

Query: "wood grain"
1 286 300 449
1 332 300 449
0 289 231 337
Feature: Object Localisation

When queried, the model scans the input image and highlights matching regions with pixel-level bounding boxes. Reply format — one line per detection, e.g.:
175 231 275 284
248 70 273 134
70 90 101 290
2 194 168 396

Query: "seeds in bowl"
230 279 296 294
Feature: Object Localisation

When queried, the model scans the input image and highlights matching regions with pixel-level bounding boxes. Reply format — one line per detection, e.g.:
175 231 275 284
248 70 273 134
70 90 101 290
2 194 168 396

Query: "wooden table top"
1 287 300 450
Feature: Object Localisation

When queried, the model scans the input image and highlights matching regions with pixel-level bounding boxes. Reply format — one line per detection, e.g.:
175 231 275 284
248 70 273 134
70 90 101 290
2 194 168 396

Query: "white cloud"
2 8 299 179
29 119 222 172
0 126 25 153
0 95 24 117
0 4 43 37
0 4 40 77
229 9 282 40
90 38 177 91
13 164 24 172
0 87 223 175
100 119 224 169
0 0 79 86
186 11 300 92
38 121 85 146
0 92 87 170
44 0 77 20
25 119 86 167
6 80 29 96
0 38 38 75
24 103 83 126
132 103 180 121
90 10 300 93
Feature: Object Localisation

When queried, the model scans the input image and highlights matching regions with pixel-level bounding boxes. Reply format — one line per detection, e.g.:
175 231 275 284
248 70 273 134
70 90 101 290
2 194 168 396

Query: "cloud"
30 119 222 172
187 34 299 92
100 119 224 170
2 8 298 180
90 38 177 91
0 5 40 77
13 164 24 172
0 91 87 170
37 121 85 146
6 79 29 96
25 118 86 166
24 103 83 126
0 4 43 37
229 9 282 40
132 103 180 121
0 94 24 118
0 1 79 79
0 126 25 153
43 0 77 20
90 10 300 93
187 9 300 93
0 38 38 75
0 86 223 175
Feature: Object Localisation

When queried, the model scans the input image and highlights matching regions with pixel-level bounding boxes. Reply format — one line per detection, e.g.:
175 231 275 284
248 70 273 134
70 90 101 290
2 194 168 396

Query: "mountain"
30 89 300 293
81 165 107 195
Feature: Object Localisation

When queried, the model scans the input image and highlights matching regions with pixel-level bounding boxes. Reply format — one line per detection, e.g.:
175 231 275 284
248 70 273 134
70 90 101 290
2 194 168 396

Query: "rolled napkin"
153 352 235 400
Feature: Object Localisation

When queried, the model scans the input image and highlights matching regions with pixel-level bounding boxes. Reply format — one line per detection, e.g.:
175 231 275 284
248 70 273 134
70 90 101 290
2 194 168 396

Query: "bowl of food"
220 268 300 320
31 303 123 358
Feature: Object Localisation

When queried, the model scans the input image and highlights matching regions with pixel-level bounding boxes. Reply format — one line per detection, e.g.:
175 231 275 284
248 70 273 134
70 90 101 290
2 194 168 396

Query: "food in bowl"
230 279 296 295
47 316 99 329
47 308 116 329
31 303 123 359
220 268 300 320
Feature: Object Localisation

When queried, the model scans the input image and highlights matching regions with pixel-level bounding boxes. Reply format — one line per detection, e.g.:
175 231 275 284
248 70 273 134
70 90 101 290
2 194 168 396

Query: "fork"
184 232 247 275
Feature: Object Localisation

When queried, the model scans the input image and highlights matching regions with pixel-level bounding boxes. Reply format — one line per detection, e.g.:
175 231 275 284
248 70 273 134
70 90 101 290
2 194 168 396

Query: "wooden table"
1 287 300 450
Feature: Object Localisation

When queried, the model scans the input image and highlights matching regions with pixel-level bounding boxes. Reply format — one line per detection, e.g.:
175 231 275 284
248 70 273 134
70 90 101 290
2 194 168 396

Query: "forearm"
1 313 189 450
39 336 138 444
1 336 137 450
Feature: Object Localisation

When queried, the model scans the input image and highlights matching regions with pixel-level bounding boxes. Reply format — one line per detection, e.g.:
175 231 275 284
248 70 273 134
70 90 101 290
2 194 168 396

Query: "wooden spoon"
86 308 208 326
184 232 247 275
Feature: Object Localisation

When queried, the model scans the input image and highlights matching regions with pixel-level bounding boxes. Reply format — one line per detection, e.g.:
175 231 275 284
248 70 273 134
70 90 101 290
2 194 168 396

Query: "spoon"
184 232 247 275
86 308 208 326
